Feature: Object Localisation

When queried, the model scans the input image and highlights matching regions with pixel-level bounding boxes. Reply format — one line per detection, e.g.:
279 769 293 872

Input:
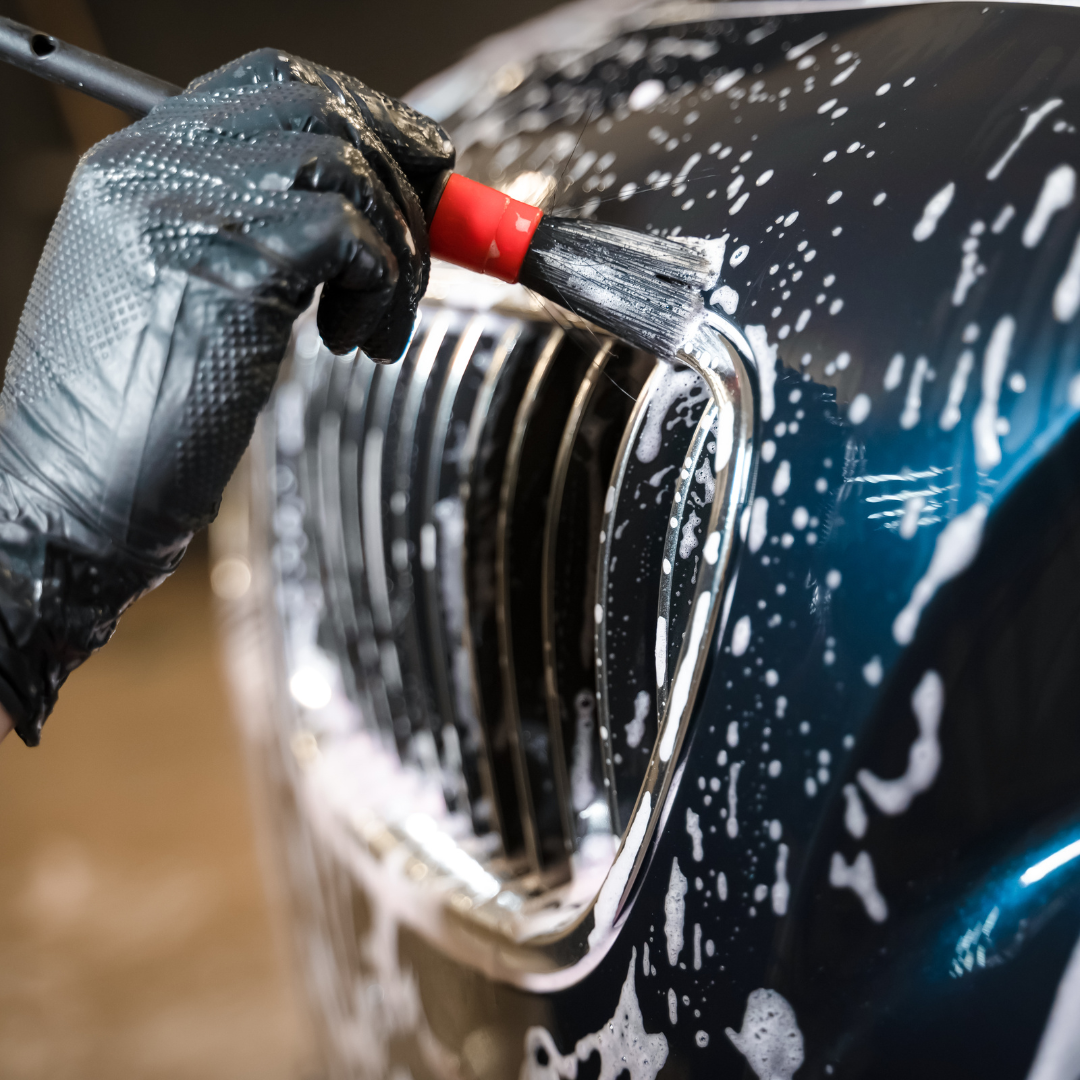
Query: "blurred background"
0 1 559 1076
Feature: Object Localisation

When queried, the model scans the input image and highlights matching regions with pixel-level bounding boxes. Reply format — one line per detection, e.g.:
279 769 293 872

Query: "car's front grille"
237 267 754 972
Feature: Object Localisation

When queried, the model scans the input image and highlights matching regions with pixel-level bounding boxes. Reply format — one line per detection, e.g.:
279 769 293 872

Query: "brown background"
0 1 559 1076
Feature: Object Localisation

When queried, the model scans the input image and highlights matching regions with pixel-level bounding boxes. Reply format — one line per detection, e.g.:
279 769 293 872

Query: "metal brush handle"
0 15 181 117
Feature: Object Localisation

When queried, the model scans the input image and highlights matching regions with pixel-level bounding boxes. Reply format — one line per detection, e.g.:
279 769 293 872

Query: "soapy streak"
829 850 888 922
664 857 687 964
973 315 1015 472
893 502 987 645
858 670 944 815
987 99 1063 181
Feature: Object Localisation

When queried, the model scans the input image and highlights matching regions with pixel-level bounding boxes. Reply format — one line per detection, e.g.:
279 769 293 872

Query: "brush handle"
0 16 181 116
0 17 545 283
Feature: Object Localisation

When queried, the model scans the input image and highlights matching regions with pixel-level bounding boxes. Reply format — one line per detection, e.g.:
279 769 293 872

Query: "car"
211 2 1080 1076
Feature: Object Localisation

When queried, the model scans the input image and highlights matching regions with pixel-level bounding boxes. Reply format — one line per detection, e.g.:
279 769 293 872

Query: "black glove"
0 48 455 744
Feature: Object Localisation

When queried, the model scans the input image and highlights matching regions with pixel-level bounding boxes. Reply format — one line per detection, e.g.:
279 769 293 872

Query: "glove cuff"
0 526 178 745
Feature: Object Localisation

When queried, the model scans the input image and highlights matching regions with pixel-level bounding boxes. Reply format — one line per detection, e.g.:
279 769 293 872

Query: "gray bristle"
519 218 721 357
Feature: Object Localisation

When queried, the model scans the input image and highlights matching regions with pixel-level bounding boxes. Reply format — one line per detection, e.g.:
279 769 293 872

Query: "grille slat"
542 344 657 845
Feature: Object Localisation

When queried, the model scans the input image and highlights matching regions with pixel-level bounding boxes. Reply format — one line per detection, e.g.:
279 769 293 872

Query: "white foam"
893 503 987 645
858 670 943 815
693 923 702 970
1027 928 1080 1080
786 32 826 60
643 942 650 977
627 690 649 749
1054 231 1080 322
863 656 883 685
712 285 740 314
686 807 704 862
589 792 652 947
717 871 728 900
636 367 706 464
746 325 779 420
1023 165 1076 248
772 843 790 916
986 98 1063 181
849 393 871 425
731 615 752 656
900 356 929 429
664 857 688 965
655 617 667 687
884 352 905 391
725 989 805 1080
727 720 739 747
973 315 1016 471
913 182 955 242
522 950 668 1080
748 496 769 554
829 850 888 922
772 460 791 496
571 691 597 812
668 988 678 1025
843 783 868 838
703 531 721 565
629 79 666 112
940 349 974 431
726 761 742 838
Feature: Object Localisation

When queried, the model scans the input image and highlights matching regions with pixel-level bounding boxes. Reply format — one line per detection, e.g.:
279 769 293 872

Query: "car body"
213 2 1080 1076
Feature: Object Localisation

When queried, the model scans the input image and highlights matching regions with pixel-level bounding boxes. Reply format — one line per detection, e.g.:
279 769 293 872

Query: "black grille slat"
542 344 657 844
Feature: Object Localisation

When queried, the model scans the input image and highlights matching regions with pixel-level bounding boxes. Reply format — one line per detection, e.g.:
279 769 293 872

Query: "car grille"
228 266 754 972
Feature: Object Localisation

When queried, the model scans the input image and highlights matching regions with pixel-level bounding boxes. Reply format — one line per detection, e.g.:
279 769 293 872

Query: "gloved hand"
0 48 454 745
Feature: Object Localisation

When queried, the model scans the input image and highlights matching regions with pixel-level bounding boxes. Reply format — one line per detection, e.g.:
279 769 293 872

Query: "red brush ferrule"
428 173 544 284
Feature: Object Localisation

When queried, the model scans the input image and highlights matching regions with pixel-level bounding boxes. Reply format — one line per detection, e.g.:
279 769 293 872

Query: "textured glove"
0 48 454 744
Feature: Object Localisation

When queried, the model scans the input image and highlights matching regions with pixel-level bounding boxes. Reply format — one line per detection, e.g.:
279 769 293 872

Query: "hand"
0 49 454 744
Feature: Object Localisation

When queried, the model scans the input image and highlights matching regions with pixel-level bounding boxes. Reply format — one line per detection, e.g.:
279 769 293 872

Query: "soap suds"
900 356 929 429
725 989 805 1080
727 761 742 838
748 497 769 554
590 792 652 947
986 98 1063 181
973 315 1015 471
772 843 790 915
746 325 779 421
913 182 955 242
571 690 598 811
1054 231 1080 322
668 988 678 1025
1022 165 1075 248
829 850 888 922
858 670 943 815
884 352 904 391
636 368 707 464
731 614 752 656
842 783 868 838
893 502 987 645
772 460 791 496
664 858 688 965
627 690 649 749
686 808 704 861
940 349 974 431
522 950 668 1080
655 617 667 687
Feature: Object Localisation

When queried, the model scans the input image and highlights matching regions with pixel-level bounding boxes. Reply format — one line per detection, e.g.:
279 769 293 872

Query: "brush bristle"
518 218 722 357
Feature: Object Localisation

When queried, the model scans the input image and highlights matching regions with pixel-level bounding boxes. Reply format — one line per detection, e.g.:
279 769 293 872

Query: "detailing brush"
0 16 722 359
